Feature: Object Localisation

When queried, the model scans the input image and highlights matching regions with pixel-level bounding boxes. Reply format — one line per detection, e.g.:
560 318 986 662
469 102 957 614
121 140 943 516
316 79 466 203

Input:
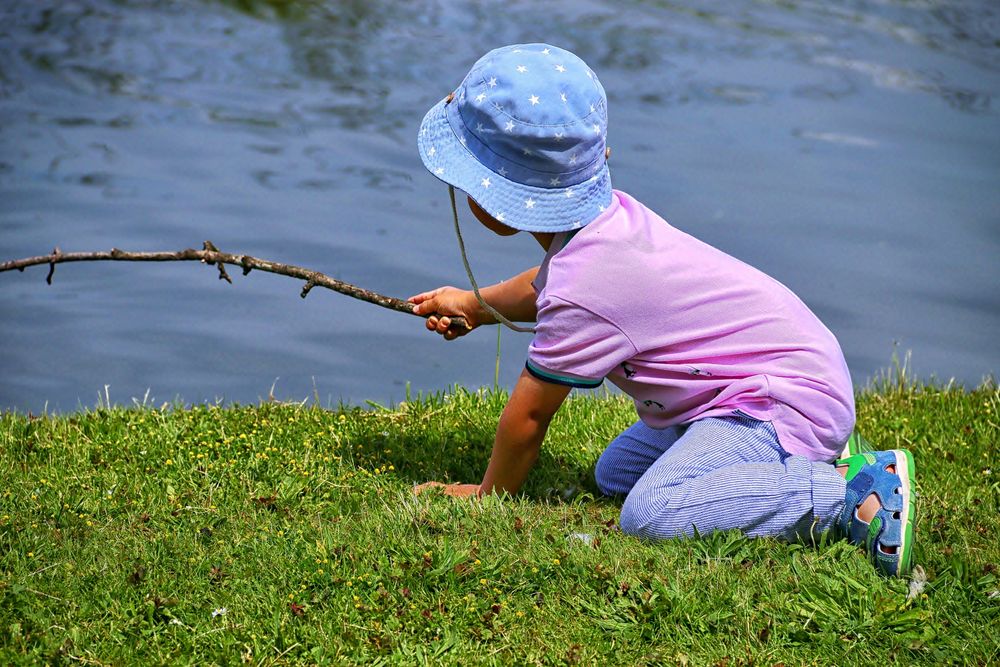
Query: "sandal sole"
892 449 917 576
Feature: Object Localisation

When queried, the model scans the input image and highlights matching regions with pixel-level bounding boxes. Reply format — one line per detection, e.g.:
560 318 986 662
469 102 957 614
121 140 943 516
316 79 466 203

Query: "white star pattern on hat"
555 64 566 73
525 198 536 209
481 177 491 188
528 94 540 105
498 166 508 177
504 120 515 132
516 65 527 73
488 76 497 87
476 93 486 103
428 146 436 156
549 177 561 186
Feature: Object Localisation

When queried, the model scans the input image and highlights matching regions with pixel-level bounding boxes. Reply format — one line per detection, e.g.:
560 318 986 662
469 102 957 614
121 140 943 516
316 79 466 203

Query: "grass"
1 374 998 665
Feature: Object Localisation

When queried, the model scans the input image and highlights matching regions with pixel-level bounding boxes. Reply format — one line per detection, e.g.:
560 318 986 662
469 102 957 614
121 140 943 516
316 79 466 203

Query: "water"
1 0 998 412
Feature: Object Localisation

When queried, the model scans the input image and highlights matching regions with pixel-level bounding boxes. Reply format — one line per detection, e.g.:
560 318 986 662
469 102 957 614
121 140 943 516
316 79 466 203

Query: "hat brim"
417 97 612 233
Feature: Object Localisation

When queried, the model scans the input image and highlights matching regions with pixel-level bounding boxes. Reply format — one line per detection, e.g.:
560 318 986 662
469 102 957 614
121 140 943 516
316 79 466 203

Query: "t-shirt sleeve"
526 294 637 388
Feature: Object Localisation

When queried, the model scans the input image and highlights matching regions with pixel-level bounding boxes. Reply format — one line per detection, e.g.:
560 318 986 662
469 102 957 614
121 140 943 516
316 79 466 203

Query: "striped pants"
595 414 847 542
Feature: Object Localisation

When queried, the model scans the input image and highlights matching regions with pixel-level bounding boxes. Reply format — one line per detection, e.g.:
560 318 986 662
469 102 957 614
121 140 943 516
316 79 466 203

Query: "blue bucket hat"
418 43 612 233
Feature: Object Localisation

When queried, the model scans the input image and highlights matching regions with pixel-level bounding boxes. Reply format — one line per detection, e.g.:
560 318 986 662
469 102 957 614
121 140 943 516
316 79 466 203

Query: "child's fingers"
408 286 452 305
408 294 435 314
408 288 437 303
424 315 464 340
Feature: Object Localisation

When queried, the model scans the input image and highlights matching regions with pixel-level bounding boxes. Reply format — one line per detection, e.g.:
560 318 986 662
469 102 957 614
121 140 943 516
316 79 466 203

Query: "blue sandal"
836 449 917 577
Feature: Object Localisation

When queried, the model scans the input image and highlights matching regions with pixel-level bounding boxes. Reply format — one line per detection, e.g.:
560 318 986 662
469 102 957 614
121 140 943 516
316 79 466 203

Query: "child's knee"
619 492 688 540
619 493 655 537
593 451 618 496
594 447 639 497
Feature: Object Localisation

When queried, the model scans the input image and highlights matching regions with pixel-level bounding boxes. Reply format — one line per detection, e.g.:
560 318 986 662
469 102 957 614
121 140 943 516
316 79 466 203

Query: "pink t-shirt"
527 190 855 462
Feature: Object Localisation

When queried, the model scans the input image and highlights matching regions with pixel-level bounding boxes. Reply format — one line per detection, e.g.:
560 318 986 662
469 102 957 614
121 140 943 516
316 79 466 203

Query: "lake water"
1 0 998 413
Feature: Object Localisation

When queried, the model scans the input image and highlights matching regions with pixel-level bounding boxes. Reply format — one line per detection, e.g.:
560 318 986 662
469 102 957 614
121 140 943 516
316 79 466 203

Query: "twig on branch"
1 241 470 332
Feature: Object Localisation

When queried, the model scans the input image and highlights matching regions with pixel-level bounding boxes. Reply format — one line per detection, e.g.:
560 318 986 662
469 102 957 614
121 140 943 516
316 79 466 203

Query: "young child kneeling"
408 44 916 578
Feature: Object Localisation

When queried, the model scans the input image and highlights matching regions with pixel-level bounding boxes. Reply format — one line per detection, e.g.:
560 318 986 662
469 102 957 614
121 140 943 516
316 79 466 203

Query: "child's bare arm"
408 266 539 340
413 369 569 498
479 368 571 495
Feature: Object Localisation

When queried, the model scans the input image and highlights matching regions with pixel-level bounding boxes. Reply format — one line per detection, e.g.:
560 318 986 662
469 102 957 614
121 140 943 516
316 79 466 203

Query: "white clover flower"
212 607 228 618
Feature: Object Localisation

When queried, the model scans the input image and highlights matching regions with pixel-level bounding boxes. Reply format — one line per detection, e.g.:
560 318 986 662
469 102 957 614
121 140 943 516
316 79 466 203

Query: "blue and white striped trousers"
595 414 847 542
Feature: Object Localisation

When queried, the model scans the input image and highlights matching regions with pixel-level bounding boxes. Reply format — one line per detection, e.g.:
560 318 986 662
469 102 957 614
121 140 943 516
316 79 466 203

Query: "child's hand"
413 481 482 498
408 286 480 340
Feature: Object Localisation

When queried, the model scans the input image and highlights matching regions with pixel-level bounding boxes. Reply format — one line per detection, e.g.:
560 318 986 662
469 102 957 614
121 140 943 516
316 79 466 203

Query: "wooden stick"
0 241 471 331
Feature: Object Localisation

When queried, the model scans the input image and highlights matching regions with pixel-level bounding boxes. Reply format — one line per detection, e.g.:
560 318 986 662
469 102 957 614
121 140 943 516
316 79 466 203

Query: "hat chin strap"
449 185 536 334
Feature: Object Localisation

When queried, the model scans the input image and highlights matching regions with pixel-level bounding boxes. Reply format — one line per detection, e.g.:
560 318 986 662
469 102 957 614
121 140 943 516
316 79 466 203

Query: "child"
408 44 916 577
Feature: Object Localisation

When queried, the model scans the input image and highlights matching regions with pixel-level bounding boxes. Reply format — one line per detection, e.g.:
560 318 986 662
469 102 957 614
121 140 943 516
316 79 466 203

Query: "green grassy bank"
2 377 998 665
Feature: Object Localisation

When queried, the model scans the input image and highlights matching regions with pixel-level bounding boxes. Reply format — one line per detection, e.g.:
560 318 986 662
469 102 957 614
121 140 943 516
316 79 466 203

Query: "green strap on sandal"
839 429 874 460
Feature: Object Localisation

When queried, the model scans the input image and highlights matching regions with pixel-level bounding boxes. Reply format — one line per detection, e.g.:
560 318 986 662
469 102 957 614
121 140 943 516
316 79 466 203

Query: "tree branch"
1 241 470 332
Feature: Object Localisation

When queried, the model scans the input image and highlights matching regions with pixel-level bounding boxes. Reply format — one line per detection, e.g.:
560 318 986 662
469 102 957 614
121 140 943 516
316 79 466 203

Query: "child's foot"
836 449 917 577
